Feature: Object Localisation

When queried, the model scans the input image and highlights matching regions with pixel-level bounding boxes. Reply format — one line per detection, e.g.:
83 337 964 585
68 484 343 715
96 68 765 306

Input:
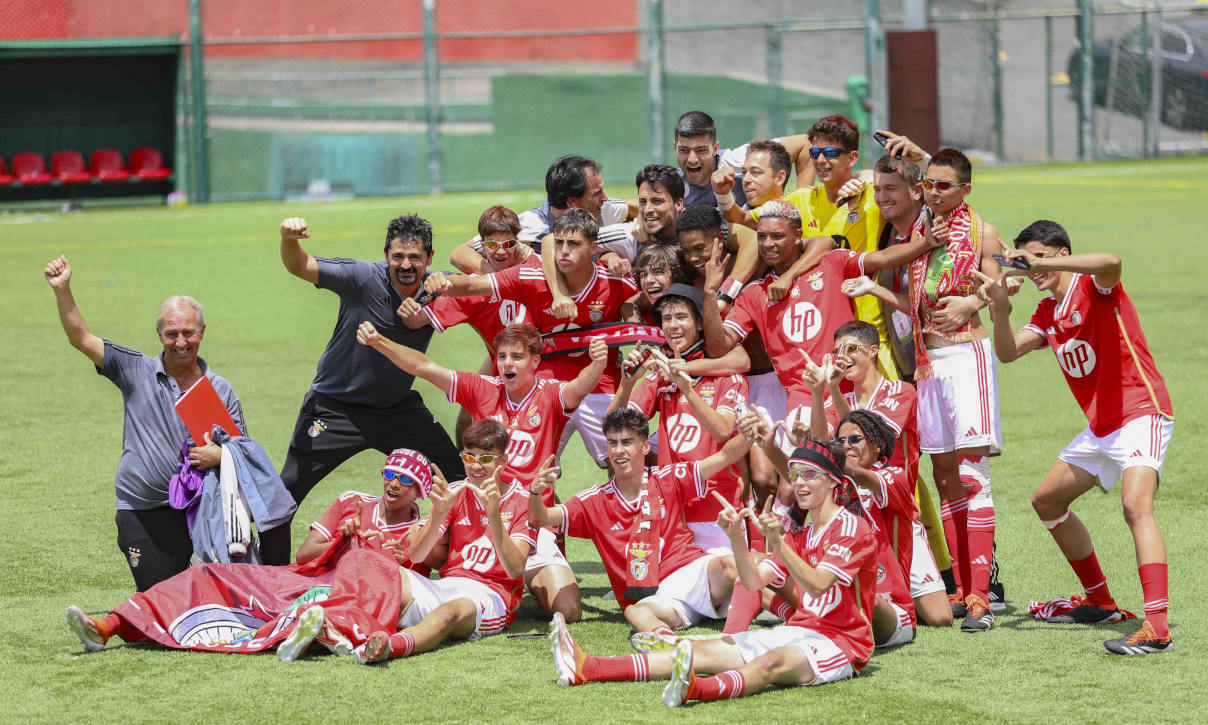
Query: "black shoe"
1045 603 1126 625
988 544 1005 611
949 592 967 619
960 595 994 632
1104 622 1172 655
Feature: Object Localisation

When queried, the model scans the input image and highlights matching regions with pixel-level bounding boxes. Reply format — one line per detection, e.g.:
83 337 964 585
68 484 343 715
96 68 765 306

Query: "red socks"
1138 563 1170 637
583 654 649 682
958 455 994 602
689 670 746 701
939 498 968 596
1068 551 1116 608
387 631 416 659
770 594 796 622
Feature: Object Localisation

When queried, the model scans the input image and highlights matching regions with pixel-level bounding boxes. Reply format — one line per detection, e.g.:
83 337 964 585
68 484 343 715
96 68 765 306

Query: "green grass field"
3 156 1207 723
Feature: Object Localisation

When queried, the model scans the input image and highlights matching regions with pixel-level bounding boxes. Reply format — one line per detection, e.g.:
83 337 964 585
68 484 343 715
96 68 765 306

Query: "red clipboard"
174 375 242 443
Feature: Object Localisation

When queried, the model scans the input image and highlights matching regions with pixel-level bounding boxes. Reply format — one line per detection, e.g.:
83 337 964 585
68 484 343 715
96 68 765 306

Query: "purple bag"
168 440 205 534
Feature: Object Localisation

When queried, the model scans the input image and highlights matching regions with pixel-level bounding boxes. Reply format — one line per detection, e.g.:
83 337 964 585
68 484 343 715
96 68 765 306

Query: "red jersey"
436 480 537 626
853 464 916 623
762 508 877 670
488 261 638 394
558 463 710 606
447 372 573 496
825 378 920 491
723 249 866 398
310 490 429 575
628 372 749 523
423 283 529 356
1023 273 1173 436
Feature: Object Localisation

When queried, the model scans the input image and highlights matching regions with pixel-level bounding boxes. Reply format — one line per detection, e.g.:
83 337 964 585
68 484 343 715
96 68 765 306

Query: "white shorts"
746 371 788 423
1059 414 1174 491
727 626 854 685
401 570 509 637
909 520 945 598
687 521 733 555
557 392 612 468
524 526 574 574
637 554 725 627
917 338 1002 454
876 600 915 648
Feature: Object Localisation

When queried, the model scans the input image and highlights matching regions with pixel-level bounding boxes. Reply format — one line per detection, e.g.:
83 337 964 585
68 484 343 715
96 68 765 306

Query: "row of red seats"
0 148 172 186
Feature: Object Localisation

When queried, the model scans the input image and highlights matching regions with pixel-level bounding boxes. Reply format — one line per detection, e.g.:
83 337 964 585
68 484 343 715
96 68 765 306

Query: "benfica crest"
308 419 328 438
587 303 606 322
526 405 541 427
628 541 655 581
847 210 860 224
698 386 716 407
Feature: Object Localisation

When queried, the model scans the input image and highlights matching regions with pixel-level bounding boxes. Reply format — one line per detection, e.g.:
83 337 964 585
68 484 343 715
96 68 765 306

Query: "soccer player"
529 409 752 644
351 420 538 663
548 436 876 706
844 148 1007 630
611 284 749 553
402 205 532 446
673 110 814 209
424 208 638 468
357 320 606 621
627 242 691 324
45 255 245 591
976 220 1174 655
66 449 436 657
803 321 950 626
264 215 464 566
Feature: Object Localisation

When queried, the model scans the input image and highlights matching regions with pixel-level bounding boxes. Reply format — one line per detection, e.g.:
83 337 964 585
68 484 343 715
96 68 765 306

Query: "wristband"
714 192 735 211
719 276 743 299
715 291 734 305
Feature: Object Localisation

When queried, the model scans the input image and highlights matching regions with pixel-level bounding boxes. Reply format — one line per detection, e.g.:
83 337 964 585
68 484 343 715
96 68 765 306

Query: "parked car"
1067 17 1208 130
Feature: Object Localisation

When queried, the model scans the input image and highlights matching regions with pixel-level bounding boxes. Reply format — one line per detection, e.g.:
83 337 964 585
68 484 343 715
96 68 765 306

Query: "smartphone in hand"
874 131 902 159
992 253 1031 271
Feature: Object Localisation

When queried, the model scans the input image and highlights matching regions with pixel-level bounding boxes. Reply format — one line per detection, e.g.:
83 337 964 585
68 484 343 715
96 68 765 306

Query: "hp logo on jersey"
666 413 701 454
781 301 822 343
499 300 527 326
1057 339 1096 378
505 431 536 468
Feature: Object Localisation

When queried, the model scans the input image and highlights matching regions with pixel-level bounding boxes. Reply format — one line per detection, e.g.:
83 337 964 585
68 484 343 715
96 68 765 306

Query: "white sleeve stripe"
446 372 459 404
872 409 901 435
487 273 501 303
818 561 852 585
759 559 787 589
693 462 706 498
555 503 569 535
422 305 445 333
722 320 749 340
856 252 868 276
309 523 334 541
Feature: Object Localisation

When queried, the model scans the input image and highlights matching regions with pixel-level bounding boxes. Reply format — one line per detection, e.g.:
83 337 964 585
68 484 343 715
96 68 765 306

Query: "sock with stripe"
722 582 762 634
769 594 796 621
583 653 649 682
688 670 746 701
1138 562 1170 638
1068 551 1116 608
959 455 994 602
386 631 416 659
939 497 967 596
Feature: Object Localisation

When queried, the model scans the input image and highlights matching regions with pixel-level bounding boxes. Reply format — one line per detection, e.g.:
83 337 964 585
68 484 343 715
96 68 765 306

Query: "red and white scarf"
908 202 983 378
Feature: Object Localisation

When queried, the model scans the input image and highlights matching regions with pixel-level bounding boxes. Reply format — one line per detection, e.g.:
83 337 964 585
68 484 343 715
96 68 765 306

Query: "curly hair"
603 407 650 440
635 163 685 202
385 214 434 254
838 410 897 462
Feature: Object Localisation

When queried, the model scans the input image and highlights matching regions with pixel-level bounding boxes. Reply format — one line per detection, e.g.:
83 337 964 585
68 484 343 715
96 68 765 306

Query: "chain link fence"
1 0 1205 204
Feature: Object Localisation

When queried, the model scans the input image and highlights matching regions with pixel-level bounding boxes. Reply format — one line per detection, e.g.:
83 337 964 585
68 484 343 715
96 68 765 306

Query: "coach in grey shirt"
45 256 244 591
260 214 464 565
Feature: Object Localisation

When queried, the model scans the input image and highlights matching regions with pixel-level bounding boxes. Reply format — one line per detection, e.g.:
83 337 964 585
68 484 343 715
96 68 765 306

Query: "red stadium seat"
11 152 53 185
51 150 93 184
89 149 130 182
130 147 172 181
0 157 12 186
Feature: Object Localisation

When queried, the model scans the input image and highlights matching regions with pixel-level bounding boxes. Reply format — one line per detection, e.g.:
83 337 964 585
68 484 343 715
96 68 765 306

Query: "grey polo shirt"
98 341 245 511
310 257 436 408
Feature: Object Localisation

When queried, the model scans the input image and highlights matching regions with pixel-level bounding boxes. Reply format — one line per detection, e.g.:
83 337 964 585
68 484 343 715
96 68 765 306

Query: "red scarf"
541 323 665 358
907 202 983 378
623 469 660 601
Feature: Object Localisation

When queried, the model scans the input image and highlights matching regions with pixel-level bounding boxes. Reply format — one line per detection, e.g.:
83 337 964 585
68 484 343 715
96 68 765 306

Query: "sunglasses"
809 146 848 159
482 238 518 251
835 434 865 446
831 341 865 357
382 470 417 485
921 178 964 192
786 468 828 483
460 452 499 465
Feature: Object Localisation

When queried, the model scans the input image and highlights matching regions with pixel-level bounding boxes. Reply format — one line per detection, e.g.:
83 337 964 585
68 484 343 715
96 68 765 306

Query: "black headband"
787 440 843 483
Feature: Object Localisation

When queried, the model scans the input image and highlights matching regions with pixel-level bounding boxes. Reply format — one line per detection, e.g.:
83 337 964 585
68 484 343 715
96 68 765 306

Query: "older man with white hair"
45 256 245 591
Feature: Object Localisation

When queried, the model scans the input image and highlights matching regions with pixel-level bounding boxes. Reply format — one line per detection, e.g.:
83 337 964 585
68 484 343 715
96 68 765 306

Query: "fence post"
647 0 666 164
1045 15 1054 161
990 5 1004 161
1077 0 1094 160
422 0 443 194
188 0 209 203
766 24 785 138
1147 8 1163 156
865 0 887 163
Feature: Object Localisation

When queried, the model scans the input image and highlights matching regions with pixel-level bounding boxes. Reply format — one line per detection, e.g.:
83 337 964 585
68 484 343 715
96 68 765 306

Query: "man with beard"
260 215 465 565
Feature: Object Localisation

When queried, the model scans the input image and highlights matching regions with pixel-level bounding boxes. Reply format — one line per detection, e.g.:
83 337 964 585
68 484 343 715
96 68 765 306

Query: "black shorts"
115 507 194 592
